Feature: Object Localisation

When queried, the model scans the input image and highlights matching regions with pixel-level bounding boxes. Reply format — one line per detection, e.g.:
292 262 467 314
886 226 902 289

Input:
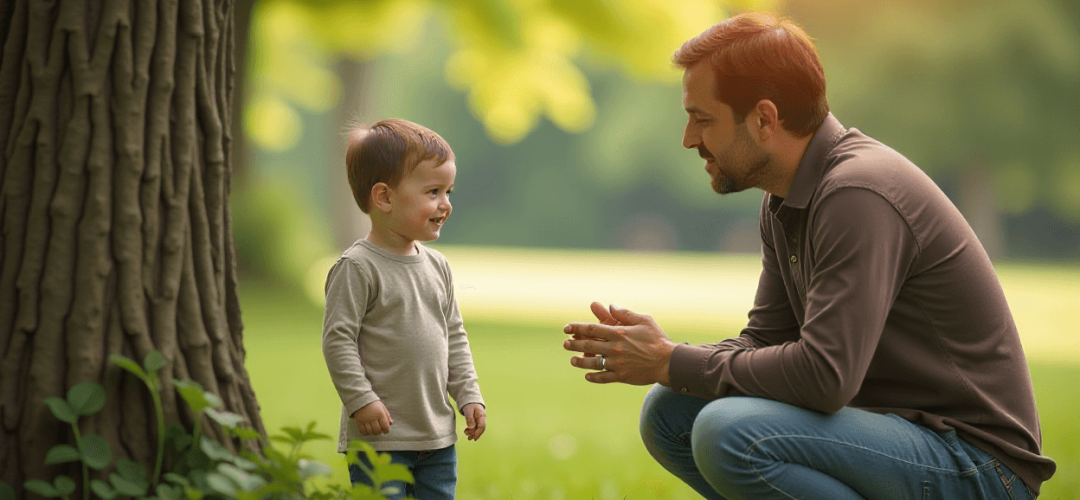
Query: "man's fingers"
609 304 649 325
378 414 391 434
585 370 619 384
563 321 618 340
572 334 599 357
563 338 613 357
590 301 618 325
569 355 606 371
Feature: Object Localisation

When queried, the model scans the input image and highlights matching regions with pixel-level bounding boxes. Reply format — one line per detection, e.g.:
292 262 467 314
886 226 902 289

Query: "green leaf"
216 463 266 492
227 454 258 471
227 427 262 440
199 437 235 462
90 480 116 500
162 473 190 487
52 476 75 497
115 457 149 485
173 380 218 414
204 473 236 497
375 463 414 484
165 422 193 453
155 484 182 500
44 444 82 464
67 382 107 417
143 350 166 373
109 472 147 497
0 482 16 500
43 397 78 424
23 480 58 498
205 408 244 429
110 354 148 380
297 459 332 479
79 433 113 470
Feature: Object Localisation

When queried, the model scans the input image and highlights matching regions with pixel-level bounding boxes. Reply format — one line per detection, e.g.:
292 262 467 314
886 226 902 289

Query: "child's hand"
462 403 486 441
352 400 393 436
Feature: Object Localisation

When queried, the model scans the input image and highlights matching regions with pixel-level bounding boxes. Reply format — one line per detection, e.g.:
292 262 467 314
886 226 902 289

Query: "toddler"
322 118 486 500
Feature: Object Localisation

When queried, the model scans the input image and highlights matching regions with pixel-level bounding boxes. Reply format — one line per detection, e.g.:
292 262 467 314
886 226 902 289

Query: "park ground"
241 246 1080 499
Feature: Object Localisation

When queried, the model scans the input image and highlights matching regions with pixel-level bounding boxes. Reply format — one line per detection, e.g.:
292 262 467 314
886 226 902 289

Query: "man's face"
681 62 773 195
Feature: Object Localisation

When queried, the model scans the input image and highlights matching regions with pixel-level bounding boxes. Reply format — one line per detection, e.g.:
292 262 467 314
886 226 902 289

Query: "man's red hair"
674 12 829 137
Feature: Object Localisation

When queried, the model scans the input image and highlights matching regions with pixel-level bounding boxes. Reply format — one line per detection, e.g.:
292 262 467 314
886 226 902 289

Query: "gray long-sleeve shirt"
668 114 1055 493
322 239 484 452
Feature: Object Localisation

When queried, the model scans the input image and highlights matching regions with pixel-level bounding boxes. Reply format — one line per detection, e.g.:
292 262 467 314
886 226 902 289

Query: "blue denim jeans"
640 385 1036 499
348 444 456 500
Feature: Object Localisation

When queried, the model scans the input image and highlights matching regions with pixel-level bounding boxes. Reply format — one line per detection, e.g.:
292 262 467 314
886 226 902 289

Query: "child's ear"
370 182 393 213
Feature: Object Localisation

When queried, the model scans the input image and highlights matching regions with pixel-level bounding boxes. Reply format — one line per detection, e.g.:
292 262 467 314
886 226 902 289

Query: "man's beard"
701 123 773 195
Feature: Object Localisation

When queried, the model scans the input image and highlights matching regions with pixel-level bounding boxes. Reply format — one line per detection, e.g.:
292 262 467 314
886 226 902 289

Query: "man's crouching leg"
690 396 866 499
639 384 726 500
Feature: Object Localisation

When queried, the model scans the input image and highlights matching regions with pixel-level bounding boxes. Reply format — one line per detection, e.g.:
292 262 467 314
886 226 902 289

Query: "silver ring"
600 355 607 370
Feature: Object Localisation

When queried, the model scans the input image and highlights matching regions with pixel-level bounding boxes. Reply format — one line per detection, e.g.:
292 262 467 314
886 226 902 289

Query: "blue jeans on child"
639 385 1036 499
348 444 457 500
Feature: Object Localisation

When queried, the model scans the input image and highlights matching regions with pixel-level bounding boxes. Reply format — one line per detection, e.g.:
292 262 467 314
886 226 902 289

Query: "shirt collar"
774 113 846 210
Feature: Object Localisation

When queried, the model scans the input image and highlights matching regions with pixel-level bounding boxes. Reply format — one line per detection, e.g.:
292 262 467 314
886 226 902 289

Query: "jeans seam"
743 434 997 476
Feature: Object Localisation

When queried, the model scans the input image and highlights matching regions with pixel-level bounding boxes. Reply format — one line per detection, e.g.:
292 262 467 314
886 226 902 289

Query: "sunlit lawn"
241 247 1080 499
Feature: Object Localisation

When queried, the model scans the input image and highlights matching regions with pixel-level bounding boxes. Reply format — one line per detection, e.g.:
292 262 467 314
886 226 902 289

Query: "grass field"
243 246 1080 499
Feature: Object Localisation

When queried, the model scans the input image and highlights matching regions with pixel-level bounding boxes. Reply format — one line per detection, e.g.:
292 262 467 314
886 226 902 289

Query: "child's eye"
429 189 439 195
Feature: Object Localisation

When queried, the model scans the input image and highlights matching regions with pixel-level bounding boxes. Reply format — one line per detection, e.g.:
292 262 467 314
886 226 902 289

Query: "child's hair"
345 119 454 214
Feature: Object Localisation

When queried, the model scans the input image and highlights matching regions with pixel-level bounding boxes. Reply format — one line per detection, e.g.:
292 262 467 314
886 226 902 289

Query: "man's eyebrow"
685 106 709 115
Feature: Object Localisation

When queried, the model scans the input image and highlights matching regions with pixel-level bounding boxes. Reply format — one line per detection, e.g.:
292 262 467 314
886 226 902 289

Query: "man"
562 12 1055 500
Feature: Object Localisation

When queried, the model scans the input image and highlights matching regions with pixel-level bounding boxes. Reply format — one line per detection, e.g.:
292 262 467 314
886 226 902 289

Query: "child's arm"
442 265 485 426
322 258 382 421
353 400 393 435
461 403 486 441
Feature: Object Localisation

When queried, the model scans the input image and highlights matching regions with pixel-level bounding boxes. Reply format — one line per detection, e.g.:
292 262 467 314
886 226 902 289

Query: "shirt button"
680 387 688 394
790 255 798 264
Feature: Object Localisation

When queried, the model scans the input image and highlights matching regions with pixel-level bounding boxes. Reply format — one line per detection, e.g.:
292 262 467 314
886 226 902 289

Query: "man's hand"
563 302 676 386
352 400 393 436
462 403 486 441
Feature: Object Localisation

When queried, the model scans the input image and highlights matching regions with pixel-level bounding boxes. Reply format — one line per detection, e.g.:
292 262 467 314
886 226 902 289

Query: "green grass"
238 252 1080 499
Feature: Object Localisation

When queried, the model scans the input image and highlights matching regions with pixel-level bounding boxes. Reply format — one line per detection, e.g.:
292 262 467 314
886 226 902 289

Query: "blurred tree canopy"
231 0 1080 296
244 0 769 147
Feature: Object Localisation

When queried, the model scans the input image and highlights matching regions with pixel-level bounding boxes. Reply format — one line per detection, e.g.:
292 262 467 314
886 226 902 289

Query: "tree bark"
0 0 265 495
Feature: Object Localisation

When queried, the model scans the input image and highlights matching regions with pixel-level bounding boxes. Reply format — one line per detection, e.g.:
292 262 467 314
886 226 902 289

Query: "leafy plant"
1 350 414 500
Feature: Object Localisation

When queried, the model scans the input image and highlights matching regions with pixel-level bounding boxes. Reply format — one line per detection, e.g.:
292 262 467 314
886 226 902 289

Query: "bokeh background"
227 0 1080 498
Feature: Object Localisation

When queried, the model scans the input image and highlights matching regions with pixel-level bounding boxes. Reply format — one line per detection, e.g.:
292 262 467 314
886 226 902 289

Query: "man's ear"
370 182 393 213
751 99 780 142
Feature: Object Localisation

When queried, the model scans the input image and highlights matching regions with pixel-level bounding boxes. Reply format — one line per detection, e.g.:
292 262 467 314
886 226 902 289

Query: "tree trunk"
330 57 373 250
0 0 264 495
956 164 1006 262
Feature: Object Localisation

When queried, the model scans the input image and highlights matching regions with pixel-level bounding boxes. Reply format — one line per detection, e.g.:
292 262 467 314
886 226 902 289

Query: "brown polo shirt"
668 113 1055 493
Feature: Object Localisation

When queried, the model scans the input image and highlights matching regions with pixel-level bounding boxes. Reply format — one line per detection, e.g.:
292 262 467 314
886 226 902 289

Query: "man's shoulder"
818 129 934 200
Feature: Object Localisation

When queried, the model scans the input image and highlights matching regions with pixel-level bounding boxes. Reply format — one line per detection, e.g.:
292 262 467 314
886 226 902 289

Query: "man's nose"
682 124 698 150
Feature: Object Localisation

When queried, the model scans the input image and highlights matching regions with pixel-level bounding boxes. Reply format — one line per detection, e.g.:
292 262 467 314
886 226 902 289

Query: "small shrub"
0 351 411 500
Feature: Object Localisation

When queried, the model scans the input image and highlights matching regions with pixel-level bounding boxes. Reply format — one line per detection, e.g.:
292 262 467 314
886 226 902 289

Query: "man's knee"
690 397 791 478
639 384 676 451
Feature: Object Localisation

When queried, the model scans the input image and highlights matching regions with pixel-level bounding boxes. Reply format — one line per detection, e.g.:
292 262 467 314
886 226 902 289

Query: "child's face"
386 158 456 244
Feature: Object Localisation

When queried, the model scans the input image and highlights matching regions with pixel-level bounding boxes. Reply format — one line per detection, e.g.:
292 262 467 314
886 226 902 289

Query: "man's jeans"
639 385 1036 499
348 444 456 500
